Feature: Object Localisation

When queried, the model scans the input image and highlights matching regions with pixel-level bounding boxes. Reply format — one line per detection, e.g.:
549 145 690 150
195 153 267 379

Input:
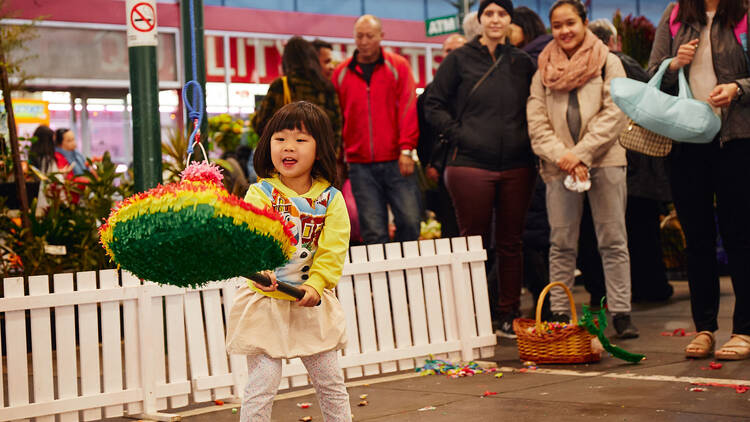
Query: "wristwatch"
735 83 743 100
401 149 412 156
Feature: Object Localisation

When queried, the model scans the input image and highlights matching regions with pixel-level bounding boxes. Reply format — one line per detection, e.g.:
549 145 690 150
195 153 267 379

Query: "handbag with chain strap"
618 119 673 157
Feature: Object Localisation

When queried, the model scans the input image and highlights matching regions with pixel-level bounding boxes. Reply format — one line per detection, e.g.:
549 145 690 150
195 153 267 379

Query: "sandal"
715 334 750 361
685 331 715 359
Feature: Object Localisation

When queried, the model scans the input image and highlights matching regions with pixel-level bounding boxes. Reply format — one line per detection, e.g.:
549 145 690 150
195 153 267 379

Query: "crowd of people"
165 0 750 419
242 0 750 362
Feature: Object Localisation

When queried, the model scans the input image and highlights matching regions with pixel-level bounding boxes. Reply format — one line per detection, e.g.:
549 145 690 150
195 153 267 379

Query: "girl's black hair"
677 0 748 29
282 36 333 92
253 101 338 186
512 6 548 48
549 0 588 22
54 128 71 147
29 125 56 172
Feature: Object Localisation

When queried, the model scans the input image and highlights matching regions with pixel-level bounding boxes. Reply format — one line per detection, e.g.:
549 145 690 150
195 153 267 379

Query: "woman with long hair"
527 0 638 338
252 36 342 153
29 125 63 215
29 125 56 173
425 0 538 338
648 0 750 360
509 6 553 62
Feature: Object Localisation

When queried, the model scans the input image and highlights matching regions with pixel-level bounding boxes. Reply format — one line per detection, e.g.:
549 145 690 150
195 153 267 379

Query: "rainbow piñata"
99 162 296 287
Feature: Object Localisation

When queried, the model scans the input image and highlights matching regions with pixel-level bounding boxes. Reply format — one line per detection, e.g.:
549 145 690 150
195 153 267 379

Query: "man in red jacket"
333 14 420 244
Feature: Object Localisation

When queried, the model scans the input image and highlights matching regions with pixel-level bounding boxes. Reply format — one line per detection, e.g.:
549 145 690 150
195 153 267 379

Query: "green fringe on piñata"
579 298 646 364
109 204 289 288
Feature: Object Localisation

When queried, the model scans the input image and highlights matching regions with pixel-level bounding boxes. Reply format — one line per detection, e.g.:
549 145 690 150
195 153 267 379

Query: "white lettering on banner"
126 0 158 47
204 35 444 88
236 39 246 78
205 36 224 77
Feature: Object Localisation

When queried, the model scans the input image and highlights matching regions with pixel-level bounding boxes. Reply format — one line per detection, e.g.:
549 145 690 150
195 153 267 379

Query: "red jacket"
332 49 418 163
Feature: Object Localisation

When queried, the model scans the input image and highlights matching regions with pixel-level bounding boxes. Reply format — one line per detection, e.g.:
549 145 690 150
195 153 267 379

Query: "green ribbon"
578 298 645 364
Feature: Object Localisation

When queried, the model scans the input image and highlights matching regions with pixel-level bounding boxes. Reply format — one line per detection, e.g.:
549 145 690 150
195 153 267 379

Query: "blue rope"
183 0 204 155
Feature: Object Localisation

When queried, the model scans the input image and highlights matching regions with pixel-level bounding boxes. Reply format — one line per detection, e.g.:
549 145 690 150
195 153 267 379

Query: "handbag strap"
281 76 292 105
456 49 507 121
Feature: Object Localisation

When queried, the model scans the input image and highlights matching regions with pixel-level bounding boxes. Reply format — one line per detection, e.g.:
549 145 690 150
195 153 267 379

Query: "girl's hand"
669 39 699 71
708 83 741 108
252 270 278 292
572 164 589 182
557 151 581 173
297 285 321 307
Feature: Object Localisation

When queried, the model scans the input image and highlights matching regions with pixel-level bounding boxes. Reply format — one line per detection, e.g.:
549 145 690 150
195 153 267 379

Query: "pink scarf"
538 29 609 92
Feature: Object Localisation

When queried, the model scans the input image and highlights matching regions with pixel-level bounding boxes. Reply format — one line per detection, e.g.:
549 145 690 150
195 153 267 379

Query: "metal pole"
126 0 162 192
180 0 208 160
80 94 90 157
636 0 641 16
0 50 31 233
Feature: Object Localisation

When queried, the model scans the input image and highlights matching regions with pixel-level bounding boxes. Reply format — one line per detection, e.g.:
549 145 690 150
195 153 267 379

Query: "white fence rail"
0 236 494 421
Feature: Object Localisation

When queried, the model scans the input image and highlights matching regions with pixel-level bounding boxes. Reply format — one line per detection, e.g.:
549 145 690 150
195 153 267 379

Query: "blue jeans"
348 161 421 244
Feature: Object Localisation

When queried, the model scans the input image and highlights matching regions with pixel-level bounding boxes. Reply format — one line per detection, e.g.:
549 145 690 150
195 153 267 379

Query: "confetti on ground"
495 372 504 379
690 387 707 392
297 402 312 409
661 328 696 337
418 406 437 411
482 391 498 397
709 362 723 370
214 399 224 405
299 417 312 422
415 355 489 378
692 382 750 394
231 408 238 414
358 400 369 407
359 394 368 399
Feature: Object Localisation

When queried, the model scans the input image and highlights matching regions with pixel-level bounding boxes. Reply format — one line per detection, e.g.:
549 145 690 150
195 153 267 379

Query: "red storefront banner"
205 35 445 88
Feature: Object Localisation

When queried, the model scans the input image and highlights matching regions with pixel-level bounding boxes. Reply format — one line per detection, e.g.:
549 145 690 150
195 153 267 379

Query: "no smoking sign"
126 0 158 47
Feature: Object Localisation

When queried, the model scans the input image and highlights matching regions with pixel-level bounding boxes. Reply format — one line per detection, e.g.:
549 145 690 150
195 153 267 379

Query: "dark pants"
524 244 551 320
444 165 536 315
578 198 606 306
580 195 673 305
424 179 459 239
627 196 672 302
349 161 422 244
669 139 750 335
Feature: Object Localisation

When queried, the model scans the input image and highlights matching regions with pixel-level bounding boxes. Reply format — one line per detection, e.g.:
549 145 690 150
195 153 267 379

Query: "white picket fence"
0 236 495 421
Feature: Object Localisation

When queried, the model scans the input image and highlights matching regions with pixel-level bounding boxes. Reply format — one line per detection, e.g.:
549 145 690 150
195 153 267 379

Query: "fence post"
450 255 475 361
137 284 158 415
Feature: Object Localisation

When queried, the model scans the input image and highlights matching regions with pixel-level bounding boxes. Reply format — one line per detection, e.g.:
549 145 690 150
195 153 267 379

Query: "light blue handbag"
610 58 721 144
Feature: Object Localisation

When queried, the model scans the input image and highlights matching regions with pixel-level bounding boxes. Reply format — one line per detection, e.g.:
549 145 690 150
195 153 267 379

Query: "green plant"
162 128 188 183
208 113 258 152
0 152 133 276
613 10 656 68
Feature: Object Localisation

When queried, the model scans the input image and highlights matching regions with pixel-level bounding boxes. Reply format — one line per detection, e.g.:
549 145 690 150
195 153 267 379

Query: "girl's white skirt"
225 284 347 359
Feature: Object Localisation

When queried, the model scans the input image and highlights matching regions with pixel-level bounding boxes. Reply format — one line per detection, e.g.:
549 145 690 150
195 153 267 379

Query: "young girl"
226 101 352 421
649 0 750 360
527 0 638 338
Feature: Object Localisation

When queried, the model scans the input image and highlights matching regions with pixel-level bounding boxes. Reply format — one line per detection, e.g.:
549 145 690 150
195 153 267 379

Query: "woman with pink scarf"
526 0 638 338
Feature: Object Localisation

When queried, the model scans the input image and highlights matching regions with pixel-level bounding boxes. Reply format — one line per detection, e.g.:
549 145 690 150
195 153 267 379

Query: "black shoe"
612 313 639 339
495 313 519 339
548 312 570 324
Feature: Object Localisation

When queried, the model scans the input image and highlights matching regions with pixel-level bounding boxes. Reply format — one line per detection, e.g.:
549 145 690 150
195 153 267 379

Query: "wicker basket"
513 282 601 364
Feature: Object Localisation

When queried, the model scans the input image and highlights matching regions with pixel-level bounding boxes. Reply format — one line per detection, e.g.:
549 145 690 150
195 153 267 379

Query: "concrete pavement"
152 279 750 422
